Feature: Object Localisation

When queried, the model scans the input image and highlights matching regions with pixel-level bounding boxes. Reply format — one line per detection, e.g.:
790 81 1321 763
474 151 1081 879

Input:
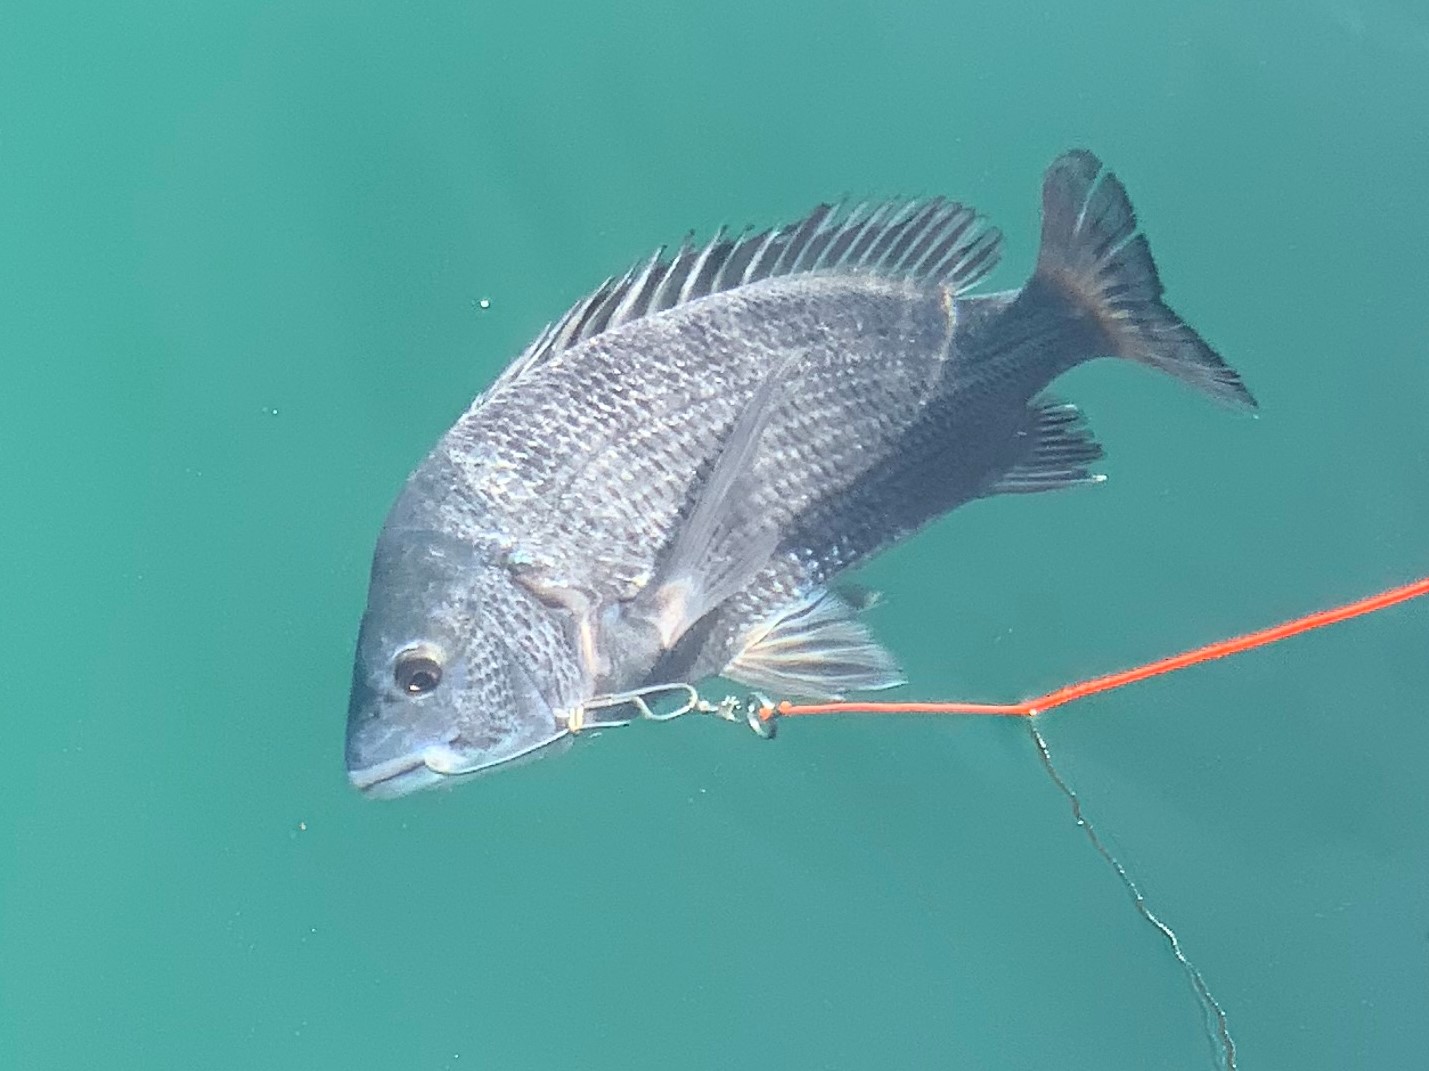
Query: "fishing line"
1029 722 1237 1071
573 576 1426 1069
756 574 1429 723
740 574 1425 1071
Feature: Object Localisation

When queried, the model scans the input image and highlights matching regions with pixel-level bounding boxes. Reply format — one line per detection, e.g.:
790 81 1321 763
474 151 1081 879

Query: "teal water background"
3 2 1427 1068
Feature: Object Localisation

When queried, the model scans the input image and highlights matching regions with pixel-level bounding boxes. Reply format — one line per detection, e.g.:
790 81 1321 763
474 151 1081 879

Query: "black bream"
346 150 1253 798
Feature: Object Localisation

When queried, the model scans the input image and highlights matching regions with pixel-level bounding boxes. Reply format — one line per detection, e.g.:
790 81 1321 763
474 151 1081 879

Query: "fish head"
345 525 577 799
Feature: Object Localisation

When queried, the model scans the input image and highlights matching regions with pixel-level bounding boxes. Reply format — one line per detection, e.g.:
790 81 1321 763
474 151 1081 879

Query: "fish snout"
343 645 575 797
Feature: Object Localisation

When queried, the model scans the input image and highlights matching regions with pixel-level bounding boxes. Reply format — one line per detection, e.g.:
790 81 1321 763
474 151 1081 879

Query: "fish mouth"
347 747 448 799
347 730 573 800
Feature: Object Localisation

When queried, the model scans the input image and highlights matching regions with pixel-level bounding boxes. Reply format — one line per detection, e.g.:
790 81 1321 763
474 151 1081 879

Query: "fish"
345 149 1254 799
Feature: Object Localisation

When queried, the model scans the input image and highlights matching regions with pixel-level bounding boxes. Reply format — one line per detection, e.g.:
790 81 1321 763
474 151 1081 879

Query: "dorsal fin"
489 197 1002 393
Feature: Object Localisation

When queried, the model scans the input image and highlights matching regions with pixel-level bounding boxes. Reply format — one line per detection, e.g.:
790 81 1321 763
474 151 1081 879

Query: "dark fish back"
442 274 966 605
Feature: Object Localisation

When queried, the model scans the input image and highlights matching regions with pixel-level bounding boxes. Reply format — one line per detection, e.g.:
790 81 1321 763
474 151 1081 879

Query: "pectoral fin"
639 367 789 647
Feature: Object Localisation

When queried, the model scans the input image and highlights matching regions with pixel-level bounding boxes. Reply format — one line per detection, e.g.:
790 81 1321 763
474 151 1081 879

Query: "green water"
3 2 1427 1068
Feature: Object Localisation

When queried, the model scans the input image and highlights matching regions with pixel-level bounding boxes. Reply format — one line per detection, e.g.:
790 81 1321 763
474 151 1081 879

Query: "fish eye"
393 647 443 696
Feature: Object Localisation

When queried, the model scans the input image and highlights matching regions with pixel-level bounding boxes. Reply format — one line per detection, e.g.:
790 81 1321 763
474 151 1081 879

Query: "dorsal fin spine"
818 201 872 268
581 265 639 339
843 202 899 266
740 229 784 286
496 194 1002 392
774 203 831 275
693 235 734 299
609 249 665 327
651 236 696 312
790 204 842 272
677 228 727 304
712 228 756 292
556 286 608 350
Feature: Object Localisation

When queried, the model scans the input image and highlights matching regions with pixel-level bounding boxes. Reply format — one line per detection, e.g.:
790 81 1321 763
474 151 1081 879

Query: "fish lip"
346 728 572 799
419 727 572 779
349 761 445 800
346 750 438 798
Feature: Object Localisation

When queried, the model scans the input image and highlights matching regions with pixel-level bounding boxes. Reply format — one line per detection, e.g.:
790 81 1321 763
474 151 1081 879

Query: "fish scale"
451 276 958 607
345 150 1254 797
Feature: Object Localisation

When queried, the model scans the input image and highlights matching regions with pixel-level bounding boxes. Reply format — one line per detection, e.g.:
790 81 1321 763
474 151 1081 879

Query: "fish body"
346 150 1254 798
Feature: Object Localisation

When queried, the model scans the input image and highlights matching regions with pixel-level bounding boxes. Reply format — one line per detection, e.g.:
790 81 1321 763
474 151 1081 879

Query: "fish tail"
1030 150 1256 408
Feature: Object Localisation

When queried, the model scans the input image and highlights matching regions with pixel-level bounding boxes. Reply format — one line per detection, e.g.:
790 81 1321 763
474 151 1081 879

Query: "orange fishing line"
759 575 1429 723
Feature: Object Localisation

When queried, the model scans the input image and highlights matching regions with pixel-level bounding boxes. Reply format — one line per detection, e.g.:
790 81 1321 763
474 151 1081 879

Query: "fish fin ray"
832 581 883 612
723 588 905 700
1034 150 1256 409
985 398 1107 495
607 248 667 329
713 227 764 291
488 199 1001 390
638 368 789 646
487 282 613 393
677 226 733 303
650 234 698 312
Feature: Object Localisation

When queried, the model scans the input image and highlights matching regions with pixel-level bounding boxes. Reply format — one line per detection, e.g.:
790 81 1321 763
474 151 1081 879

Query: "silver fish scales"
346 150 1253 798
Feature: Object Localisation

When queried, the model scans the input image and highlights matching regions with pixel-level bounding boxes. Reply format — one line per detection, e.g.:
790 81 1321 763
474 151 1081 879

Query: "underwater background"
3 1 1427 1068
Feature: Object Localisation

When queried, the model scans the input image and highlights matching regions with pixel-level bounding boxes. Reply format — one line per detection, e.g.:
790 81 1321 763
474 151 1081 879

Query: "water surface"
2 2 1426 1067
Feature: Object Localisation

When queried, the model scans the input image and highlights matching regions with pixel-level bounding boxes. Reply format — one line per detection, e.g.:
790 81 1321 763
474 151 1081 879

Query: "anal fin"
723 588 904 699
986 399 1106 495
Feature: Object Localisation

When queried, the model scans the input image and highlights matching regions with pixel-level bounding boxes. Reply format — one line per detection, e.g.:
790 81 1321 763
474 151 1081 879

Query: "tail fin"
1034 150 1256 409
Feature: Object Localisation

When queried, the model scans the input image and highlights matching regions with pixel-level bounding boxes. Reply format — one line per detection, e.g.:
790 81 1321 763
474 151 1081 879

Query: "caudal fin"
1034 150 1256 409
